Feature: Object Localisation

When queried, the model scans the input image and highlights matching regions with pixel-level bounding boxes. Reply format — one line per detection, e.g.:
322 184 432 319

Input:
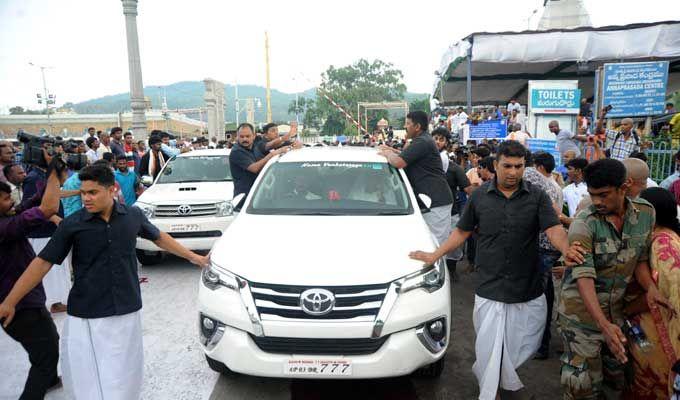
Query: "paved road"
1 257 563 400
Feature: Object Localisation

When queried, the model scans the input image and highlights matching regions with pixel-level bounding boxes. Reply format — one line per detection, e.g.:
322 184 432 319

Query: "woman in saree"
625 187 680 399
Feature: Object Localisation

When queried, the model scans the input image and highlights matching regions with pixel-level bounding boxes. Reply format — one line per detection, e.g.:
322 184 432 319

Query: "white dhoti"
422 204 453 246
61 311 144 400
29 237 71 305
472 294 546 400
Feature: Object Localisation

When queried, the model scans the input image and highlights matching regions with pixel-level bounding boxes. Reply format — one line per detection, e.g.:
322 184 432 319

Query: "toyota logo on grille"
177 205 192 215
300 288 335 316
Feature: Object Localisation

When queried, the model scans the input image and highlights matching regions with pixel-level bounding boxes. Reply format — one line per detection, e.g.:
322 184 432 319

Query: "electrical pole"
235 84 240 127
29 62 54 135
265 31 272 123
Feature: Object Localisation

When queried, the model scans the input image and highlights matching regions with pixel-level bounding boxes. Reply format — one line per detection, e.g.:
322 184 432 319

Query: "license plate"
284 359 352 376
170 224 200 232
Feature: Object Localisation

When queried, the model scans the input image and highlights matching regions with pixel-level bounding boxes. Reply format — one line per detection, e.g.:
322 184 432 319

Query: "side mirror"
231 193 246 209
417 193 432 210
141 175 154 187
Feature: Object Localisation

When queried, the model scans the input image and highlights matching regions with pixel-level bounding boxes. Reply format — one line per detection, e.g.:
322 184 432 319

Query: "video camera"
17 131 88 171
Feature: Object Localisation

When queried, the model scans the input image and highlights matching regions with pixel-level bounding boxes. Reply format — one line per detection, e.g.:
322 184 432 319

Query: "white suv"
198 147 451 379
135 149 235 265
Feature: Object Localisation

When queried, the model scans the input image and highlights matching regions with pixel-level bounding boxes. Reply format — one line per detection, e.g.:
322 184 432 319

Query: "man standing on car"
229 123 290 201
0 164 209 400
255 122 302 158
378 111 453 247
409 140 585 400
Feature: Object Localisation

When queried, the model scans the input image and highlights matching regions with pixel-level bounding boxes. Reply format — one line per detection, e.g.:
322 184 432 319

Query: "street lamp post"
29 62 54 135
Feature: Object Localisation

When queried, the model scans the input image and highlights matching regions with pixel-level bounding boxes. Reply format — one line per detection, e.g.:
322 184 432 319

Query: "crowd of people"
0 127 215 399
400 107 680 399
1 103 680 400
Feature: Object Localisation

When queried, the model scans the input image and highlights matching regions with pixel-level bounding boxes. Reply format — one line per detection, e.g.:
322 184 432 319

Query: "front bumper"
136 215 233 251
197 272 451 378
204 324 445 379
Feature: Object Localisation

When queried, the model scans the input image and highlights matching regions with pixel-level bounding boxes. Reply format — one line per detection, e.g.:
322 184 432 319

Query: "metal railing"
645 141 677 183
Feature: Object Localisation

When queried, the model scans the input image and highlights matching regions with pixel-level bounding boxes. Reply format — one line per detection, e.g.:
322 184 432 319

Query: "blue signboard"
602 61 669 117
526 138 561 166
469 119 507 139
530 88 581 114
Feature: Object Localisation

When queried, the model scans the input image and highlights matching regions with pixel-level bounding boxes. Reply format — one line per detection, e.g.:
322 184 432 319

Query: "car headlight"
396 260 445 293
202 260 242 291
135 202 155 218
215 201 234 217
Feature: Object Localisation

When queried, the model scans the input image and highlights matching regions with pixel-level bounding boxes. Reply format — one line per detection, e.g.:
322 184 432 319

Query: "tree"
9 106 25 115
315 59 407 135
409 97 431 114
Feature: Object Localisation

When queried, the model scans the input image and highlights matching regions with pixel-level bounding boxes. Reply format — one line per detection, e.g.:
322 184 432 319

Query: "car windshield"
248 161 413 215
156 155 232 183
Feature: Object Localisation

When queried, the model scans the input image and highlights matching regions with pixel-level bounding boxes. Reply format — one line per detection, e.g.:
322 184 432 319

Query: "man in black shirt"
378 111 453 248
254 122 301 159
0 165 209 400
229 123 289 200
410 140 586 399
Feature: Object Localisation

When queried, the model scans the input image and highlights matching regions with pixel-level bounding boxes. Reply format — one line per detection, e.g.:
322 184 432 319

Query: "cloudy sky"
0 0 673 112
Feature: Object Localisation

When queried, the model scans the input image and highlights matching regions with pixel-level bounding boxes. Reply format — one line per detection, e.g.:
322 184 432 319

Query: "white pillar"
204 78 225 139
122 0 147 137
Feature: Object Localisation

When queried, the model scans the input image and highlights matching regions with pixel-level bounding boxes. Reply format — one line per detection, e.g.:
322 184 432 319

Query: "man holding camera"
22 152 71 314
0 164 209 400
596 107 642 161
0 156 65 399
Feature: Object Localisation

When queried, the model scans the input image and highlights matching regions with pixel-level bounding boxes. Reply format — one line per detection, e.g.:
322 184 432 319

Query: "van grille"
154 203 217 218
249 282 389 321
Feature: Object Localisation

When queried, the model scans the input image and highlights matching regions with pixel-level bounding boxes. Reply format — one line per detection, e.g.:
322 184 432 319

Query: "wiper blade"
375 210 410 215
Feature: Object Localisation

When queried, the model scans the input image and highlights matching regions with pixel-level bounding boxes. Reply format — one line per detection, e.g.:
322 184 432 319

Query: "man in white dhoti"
0 164 209 400
410 140 585 399
22 162 72 313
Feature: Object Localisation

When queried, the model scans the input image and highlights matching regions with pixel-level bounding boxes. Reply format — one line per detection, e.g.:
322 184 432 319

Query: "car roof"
177 148 230 157
276 146 388 163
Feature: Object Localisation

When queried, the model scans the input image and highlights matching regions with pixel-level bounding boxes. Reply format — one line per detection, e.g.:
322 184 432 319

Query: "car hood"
210 214 437 286
138 181 234 204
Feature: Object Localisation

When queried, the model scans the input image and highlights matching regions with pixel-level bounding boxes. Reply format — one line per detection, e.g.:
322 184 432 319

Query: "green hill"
72 81 428 123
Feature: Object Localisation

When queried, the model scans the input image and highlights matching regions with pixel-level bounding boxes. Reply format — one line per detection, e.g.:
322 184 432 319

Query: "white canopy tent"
433 21 680 108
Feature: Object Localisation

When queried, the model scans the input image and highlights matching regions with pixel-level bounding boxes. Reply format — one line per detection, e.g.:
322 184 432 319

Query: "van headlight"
135 202 155 218
202 261 242 291
395 260 445 293
215 201 234 217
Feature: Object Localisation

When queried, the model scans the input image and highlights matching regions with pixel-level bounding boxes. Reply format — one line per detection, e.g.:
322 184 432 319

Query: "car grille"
249 334 388 355
167 230 222 239
154 203 217 218
249 281 389 321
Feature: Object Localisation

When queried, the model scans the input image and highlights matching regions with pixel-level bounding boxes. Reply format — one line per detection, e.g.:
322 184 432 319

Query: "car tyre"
413 357 445 378
136 250 164 265
205 355 234 375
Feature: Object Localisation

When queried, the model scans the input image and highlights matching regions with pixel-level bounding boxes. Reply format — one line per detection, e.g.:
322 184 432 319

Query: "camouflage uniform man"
558 159 669 399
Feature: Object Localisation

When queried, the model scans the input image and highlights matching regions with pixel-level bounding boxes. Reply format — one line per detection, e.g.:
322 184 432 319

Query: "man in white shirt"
85 137 99 165
96 132 112 159
81 127 98 143
451 107 468 140
562 158 589 217
507 99 521 114
432 127 451 173
506 123 531 146
4 163 26 205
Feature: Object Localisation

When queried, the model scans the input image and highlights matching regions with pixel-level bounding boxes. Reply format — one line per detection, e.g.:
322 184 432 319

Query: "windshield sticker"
300 162 385 169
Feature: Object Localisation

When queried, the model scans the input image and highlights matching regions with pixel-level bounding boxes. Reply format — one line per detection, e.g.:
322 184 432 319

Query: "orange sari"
627 230 680 399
